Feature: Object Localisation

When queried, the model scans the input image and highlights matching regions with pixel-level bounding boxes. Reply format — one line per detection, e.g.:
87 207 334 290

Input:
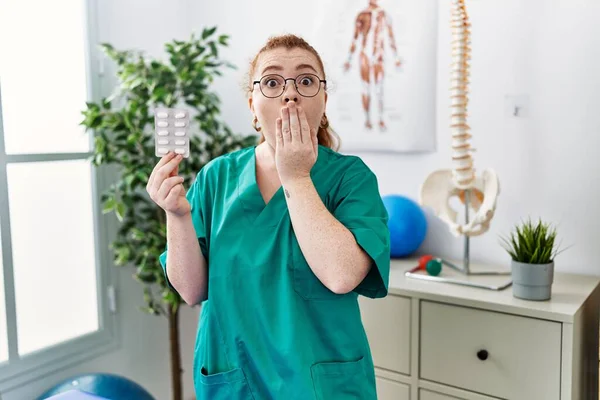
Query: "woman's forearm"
283 177 372 294
165 212 208 305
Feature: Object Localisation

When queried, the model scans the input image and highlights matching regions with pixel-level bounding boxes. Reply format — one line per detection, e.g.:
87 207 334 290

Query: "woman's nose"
282 82 299 103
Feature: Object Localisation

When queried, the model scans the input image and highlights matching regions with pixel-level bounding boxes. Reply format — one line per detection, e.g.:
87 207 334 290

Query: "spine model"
418 0 500 238
450 0 474 190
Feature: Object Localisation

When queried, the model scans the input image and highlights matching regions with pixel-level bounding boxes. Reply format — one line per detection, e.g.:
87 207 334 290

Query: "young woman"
147 34 390 399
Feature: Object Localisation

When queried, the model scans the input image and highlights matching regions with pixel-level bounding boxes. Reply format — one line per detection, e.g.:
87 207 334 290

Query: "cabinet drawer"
359 295 411 375
376 376 410 400
420 301 561 400
420 389 463 400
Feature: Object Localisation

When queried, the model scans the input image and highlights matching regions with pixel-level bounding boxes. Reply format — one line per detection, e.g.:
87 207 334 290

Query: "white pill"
157 112 168 118
175 139 185 145
157 121 168 128
174 148 185 154
157 130 169 136
174 121 186 128
157 147 168 154
157 139 169 145
174 131 186 137
175 112 186 119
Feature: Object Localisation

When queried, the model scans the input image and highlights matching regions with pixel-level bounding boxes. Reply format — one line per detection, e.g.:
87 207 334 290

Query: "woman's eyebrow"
261 65 283 75
295 64 318 73
260 63 318 75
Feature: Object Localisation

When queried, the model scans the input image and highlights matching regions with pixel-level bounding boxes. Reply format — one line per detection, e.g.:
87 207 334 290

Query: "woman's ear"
248 97 254 114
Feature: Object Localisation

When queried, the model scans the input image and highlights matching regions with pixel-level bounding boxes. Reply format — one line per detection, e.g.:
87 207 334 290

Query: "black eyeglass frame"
252 73 327 98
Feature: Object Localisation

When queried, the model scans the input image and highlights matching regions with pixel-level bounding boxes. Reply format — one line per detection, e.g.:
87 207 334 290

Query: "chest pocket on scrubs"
290 237 346 301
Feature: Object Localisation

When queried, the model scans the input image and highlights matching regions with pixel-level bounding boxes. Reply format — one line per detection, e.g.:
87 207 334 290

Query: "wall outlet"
504 94 530 118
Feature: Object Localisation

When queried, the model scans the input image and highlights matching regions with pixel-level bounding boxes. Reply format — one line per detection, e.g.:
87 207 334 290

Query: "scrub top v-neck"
159 145 391 400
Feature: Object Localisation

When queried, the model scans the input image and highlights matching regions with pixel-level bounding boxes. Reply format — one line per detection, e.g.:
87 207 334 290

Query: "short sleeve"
159 168 210 292
333 161 390 299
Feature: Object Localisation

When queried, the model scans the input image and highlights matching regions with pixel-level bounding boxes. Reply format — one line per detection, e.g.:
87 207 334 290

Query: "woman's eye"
266 80 278 87
300 77 314 86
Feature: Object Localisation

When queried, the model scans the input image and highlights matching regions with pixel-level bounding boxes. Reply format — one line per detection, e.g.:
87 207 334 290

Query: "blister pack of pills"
154 108 190 158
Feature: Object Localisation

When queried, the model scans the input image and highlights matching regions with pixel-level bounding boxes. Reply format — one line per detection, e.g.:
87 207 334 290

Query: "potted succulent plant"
500 218 566 301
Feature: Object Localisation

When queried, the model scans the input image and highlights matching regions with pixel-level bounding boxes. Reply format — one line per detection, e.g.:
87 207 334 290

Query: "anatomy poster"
309 0 438 153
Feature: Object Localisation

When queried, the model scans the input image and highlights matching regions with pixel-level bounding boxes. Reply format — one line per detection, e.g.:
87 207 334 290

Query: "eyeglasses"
253 73 327 98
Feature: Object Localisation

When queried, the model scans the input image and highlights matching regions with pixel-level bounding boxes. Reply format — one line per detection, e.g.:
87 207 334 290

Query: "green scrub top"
159 144 390 400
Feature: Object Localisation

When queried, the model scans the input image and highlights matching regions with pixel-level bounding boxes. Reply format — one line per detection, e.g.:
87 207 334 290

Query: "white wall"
6 0 600 399
186 0 600 275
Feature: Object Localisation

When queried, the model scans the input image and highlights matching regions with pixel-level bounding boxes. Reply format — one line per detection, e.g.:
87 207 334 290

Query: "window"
0 0 116 390
0 239 7 363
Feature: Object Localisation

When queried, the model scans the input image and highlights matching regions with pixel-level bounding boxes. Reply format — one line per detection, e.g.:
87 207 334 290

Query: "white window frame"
0 0 119 393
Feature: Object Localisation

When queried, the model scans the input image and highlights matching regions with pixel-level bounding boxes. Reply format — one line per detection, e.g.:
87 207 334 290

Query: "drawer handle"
477 349 489 361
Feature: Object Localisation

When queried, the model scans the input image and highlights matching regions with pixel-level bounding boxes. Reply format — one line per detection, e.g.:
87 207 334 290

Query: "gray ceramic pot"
511 260 554 301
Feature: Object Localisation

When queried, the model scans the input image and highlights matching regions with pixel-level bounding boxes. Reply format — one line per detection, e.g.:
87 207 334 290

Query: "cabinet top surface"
387 257 600 322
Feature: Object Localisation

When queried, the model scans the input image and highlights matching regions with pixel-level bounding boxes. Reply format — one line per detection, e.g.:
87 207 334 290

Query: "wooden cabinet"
420 389 464 400
360 293 411 375
376 376 410 400
358 258 600 400
420 301 561 399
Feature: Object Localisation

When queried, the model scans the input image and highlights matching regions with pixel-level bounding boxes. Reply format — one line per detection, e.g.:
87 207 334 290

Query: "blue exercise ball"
37 373 155 400
382 194 427 257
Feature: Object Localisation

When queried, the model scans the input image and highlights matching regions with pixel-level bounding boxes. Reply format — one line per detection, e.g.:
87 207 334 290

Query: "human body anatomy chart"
310 0 437 152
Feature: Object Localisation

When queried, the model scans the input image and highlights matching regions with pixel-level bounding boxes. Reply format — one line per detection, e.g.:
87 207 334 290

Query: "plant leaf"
80 28 259 321
499 217 565 264
115 202 125 222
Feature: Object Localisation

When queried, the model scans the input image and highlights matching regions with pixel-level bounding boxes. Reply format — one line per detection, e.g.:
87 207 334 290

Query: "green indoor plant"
500 218 566 301
80 28 257 400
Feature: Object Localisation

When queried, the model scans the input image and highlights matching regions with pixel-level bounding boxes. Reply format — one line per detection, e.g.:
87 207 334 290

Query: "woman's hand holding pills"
146 151 190 217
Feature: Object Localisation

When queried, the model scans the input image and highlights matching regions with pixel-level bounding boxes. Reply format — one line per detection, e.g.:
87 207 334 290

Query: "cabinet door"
420 389 463 399
359 295 411 375
420 301 561 400
376 377 410 400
